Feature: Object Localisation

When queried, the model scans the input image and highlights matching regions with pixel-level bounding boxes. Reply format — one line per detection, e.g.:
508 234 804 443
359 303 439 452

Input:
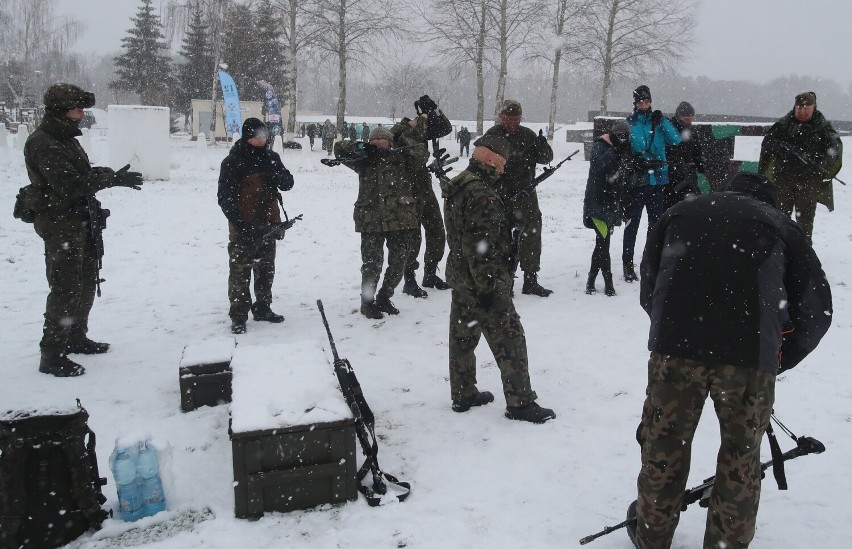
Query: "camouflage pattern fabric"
227 239 276 321
508 192 543 273
775 177 824 247
635 352 775 549
360 230 418 299
449 289 536 407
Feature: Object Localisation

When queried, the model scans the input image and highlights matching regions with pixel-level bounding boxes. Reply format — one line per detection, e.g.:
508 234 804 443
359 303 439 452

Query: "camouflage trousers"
360 230 417 300
775 176 823 246
448 289 536 407
228 239 276 321
635 353 775 549
509 191 543 274
407 184 446 274
34 217 98 358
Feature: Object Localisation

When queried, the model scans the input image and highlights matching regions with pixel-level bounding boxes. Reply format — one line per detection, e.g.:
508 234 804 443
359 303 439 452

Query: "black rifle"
579 421 825 545
260 212 303 240
509 149 580 201
86 196 109 297
316 299 411 506
414 100 457 184
765 137 846 185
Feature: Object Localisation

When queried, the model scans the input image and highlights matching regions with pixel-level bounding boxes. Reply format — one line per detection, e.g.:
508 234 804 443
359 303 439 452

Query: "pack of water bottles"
109 436 174 522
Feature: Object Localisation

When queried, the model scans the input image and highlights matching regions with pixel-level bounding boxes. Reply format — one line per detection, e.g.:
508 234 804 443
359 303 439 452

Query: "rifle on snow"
579 415 825 545
316 299 411 506
765 137 846 185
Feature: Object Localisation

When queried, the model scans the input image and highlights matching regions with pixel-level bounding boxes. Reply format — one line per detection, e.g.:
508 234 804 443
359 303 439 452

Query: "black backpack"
0 402 108 549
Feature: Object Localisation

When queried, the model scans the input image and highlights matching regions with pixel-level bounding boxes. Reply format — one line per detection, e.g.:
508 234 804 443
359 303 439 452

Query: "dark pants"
407 183 446 274
360 230 417 300
636 353 774 549
622 184 664 264
589 223 613 276
459 142 470 156
509 192 543 274
775 176 822 246
34 216 98 358
228 239 276 321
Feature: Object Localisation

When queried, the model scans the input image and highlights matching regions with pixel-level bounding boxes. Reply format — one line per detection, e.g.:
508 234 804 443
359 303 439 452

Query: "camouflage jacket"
484 123 553 196
23 116 115 221
335 139 419 233
442 161 513 296
389 116 437 204
759 109 842 182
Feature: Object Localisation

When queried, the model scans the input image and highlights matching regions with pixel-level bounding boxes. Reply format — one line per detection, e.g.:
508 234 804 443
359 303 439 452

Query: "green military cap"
473 135 511 159
500 99 522 116
794 92 816 106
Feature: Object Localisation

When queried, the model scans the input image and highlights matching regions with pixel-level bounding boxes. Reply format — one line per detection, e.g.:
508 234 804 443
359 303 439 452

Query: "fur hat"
241 117 268 140
43 83 95 116
369 127 394 142
675 101 695 118
500 99 522 116
794 92 817 107
473 135 511 159
718 172 777 207
633 85 652 104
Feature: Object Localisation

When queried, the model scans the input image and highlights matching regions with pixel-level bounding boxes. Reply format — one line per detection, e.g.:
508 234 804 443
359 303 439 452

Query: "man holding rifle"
759 91 843 246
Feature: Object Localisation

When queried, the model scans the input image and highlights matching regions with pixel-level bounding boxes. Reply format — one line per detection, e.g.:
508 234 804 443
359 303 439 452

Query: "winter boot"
585 269 598 295
625 500 640 548
452 390 495 413
360 298 384 320
374 289 400 315
39 355 86 377
402 268 428 298
231 319 247 334
422 266 450 290
603 272 616 297
504 401 556 424
65 338 110 354
623 261 638 283
252 303 284 323
522 272 553 297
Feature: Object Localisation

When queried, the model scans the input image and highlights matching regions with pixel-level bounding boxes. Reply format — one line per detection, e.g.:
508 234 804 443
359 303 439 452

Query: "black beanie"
718 172 777 207
675 101 695 118
633 85 651 104
241 117 267 140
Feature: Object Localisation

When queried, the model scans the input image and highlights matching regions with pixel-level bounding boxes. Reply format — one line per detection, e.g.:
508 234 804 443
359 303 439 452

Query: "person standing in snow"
622 85 681 283
442 135 556 424
218 118 294 335
321 119 336 155
758 91 842 246
457 126 471 157
663 101 706 210
19 84 144 377
627 172 832 549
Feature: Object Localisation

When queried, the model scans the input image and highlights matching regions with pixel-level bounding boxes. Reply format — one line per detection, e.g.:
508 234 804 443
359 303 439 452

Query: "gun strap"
765 422 788 490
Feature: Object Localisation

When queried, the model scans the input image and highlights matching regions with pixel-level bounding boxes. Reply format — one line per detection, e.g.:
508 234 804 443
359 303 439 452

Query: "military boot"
522 272 553 297
603 272 616 297
252 303 284 323
402 268 428 298
231 319 247 334
360 298 384 320
585 269 599 295
66 338 110 354
374 289 400 315
623 261 638 283
504 401 556 423
39 355 86 377
422 266 450 290
452 390 495 413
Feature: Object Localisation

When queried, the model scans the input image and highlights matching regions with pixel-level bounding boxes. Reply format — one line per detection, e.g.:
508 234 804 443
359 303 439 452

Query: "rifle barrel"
316 299 342 361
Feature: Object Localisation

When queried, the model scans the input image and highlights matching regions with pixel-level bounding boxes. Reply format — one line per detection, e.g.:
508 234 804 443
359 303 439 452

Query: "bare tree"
308 0 401 131
574 0 696 115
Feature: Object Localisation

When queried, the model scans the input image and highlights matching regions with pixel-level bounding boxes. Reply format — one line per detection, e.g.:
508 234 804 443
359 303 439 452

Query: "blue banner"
218 70 242 137
257 80 282 136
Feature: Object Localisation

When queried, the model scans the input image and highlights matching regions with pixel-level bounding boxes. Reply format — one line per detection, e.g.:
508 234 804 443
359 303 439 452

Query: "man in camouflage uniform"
389 94 453 298
442 134 556 423
629 173 832 548
758 91 842 246
485 99 554 296
218 118 294 334
335 127 420 319
21 83 143 377
321 119 336 155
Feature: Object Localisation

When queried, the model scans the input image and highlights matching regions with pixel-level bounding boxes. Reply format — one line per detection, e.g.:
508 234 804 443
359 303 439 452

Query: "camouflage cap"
473 134 511 159
500 99 522 116
794 91 816 106
43 83 95 115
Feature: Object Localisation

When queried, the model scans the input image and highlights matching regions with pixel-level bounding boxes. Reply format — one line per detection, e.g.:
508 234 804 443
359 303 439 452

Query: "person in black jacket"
582 120 631 296
218 118 294 334
628 172 832 549
663 101 705 210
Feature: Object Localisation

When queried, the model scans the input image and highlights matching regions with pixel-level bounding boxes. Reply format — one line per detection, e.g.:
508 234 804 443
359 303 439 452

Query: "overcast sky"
58 0 852 88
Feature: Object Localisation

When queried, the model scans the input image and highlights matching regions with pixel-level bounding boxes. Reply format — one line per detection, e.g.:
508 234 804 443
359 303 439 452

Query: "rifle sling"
765 422 788 490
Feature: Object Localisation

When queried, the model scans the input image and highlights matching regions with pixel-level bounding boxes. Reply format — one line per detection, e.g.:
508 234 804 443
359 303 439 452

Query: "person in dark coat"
306 123 317 150
628 172 832 549
664 101 705 210
582 120 631 296
457 126 472 156
21 83 143 377
218 118 295 334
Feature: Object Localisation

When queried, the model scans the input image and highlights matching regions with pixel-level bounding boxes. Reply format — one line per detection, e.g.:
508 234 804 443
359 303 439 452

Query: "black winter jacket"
583 137 626 228
664 116 704 190
640 189 832 375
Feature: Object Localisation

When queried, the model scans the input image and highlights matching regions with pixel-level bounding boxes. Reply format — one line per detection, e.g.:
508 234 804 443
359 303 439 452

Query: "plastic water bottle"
112 447 143 522
137 441 166 516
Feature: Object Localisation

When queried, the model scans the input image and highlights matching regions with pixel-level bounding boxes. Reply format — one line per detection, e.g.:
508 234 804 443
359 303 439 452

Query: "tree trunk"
493 0 508 119
475 0 487 135
335 4 346 133
599 0 618 116
547 48 562 141
286 3 298 134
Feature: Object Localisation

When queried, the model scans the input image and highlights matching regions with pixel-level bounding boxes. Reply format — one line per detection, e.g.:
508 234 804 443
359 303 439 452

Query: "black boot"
374 290 399 315
522 272 553 297
452 390 495 413
504 401 556 423
585 270 598 295
66 338 110 354
623 261 638 283
360 298 384 319
39 355 86 377
252 303 284 323
603 272 616 296
626 500 640 548
402 268 428 298
231 319 247 334
422 266 450 290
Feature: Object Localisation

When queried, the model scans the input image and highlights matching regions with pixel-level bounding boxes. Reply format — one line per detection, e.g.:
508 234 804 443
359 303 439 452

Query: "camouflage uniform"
335 139 420 303
442 162 537 407
484 123 553 275
321 120 336 155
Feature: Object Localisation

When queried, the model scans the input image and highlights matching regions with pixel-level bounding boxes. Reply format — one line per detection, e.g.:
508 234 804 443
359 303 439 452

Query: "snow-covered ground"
1 128 849 548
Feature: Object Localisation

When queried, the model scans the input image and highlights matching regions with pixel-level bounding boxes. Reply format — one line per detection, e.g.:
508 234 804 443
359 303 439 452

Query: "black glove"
112 164 143 190
651 110 663 125
476 291 495 310
417 94 438 115
273 171 294 192
537 129 548 147
357 141 378 155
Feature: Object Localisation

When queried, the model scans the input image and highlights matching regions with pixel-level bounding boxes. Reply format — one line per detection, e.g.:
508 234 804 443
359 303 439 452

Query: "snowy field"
1 127 850 548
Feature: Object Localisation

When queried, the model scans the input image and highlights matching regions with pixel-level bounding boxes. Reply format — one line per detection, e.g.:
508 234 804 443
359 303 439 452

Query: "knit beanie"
369 127 394 142
718 172 777 207
675 101 695 118
633 85 652 104
473 135 511 159
241 117 267 140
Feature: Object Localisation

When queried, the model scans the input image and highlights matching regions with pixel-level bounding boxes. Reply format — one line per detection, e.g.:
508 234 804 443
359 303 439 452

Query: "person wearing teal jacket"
622 85 680 282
